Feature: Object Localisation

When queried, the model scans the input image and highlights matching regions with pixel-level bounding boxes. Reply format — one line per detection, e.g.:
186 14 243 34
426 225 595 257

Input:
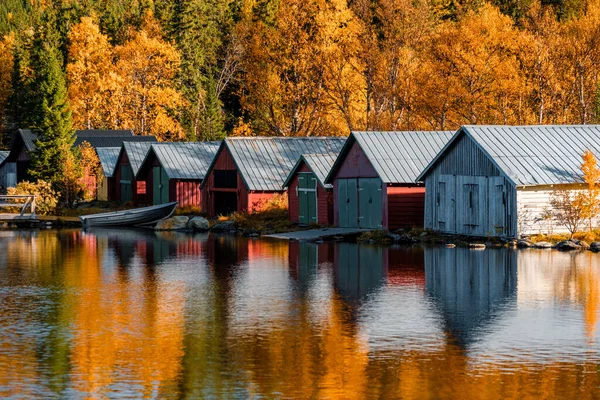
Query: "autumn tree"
580 150 600 231
114 12 184 140
78 141 102 201
550 190 586 238
67 16 112 130
0 33 14 147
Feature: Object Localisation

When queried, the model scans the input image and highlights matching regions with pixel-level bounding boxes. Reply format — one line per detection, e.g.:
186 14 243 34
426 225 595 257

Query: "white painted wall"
516 185 600 235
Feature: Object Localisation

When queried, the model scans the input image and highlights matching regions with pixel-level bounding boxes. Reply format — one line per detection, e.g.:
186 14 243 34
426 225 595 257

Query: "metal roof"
96 147 121 178
206 137 346 191
283 153 339 189
417 125 600 186
74 132 155 149
15 129 155 151
121 141 156 175
140 142 221 180
0 150 8 165
326 131 454 184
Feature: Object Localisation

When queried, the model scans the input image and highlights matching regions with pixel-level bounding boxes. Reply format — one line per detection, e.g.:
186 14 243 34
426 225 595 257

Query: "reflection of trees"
553 252 600 340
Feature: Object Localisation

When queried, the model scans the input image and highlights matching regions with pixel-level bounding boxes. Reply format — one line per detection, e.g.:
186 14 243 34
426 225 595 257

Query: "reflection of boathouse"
334 242 388 302
425 248 517 347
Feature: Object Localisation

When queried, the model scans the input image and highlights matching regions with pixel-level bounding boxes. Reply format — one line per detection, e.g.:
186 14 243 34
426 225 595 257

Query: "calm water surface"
0 229 599 398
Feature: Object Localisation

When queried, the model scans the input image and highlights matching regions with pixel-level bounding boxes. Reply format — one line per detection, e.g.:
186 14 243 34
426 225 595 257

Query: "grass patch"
229 208 299 233
174 205 206 216
527 230 600 244
357 229 392 244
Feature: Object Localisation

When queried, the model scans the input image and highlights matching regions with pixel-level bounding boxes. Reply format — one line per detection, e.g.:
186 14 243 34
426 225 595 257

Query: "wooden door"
487 177 507 236
298 172 318 225
120 165 133 204
338 179 358 228
358 178 383 229
436 175 455 232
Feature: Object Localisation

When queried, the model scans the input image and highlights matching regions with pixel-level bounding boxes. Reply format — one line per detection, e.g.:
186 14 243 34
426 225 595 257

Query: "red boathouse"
114 140 157 204
201 137 346 217
325 131 453 230
135 142 220 207
283 153 338 226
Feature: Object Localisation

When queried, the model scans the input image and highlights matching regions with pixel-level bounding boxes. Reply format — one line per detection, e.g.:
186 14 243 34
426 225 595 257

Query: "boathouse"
136 142 220 207
324 131 453 230
418 125 600 237
201 137 346 217
2 129 156 190
0 150 10 192
114 140 158 204
96 147 120 201
283 153 338 225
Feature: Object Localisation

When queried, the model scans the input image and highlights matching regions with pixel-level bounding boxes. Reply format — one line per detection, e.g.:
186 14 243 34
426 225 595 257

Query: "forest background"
1 0 600 146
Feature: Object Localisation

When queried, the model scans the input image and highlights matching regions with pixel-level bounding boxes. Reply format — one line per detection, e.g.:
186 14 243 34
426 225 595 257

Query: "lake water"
0 229 599 398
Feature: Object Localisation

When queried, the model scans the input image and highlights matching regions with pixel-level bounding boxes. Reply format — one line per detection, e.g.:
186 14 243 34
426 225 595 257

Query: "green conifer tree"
28 38 76 187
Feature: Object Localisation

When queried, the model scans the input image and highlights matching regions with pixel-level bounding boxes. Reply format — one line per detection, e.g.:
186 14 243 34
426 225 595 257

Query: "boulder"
533 241 553 249
556 240 585 251
211 220 237 233
517 239 534 248
154 216 189 231
572 239 590 249
445 243 456 248
590 242 600 252
187 216 210 232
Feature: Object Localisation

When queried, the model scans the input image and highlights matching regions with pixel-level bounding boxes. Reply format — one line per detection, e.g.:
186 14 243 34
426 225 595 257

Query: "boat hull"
80 202 178 228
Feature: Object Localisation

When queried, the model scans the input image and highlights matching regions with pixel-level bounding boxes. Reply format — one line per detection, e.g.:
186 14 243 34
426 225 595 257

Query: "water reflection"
424 248 517 348
0 231 600 398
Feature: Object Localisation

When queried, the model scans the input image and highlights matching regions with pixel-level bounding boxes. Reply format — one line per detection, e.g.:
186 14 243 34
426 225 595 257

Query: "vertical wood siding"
172 179 203 207
204 146 248 216
287 162 333 225
386 186 426 229
334 141 379 179
423 133 517 237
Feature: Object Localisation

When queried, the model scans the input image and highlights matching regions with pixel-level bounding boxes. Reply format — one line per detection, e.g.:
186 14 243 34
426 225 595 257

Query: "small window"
214 170 237 189
137 180 147 194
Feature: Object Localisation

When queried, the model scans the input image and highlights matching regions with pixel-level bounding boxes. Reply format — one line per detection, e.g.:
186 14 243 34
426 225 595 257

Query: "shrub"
7 180 58 215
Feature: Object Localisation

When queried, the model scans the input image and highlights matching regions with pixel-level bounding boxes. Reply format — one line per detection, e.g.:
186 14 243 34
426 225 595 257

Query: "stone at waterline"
211 220 237 232
590 242 600 252
155 216 189 231
469 243 486 249
517 239 534 248
187 216 210 232
533 241 553 249
556 240 589 251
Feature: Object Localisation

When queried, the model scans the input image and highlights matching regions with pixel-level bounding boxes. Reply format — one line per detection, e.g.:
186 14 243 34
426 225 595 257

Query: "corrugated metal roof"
283 153 339 189
16 129 155 151
74 134 156 149
18 129 38 151
144 142 220 180
418 125 600 186
122 141 156 175
0 150 8 165
217 137 346 191
326 131 454 184
96 147 121 178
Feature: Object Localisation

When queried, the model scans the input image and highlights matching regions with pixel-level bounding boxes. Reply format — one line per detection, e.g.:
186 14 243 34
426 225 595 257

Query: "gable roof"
74 130 156 148
417 125 600 186
0 150 8 165
325 131 454 184
12 129 155 153
137 142 221 180
283 153 339 189
203 137 347 191
118 141 157 176
96 147 121 178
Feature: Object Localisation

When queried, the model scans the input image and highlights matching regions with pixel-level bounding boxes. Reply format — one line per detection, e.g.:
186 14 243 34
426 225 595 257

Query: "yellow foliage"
0 33 14 142
7 180 58 215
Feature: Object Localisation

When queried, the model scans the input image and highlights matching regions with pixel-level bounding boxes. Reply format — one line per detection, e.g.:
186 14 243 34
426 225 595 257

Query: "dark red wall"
287 162 333 225
171 179 203 207
385 186 425 229
204 146 283 216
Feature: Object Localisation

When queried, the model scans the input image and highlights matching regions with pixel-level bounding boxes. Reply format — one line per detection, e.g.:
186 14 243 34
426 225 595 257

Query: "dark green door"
120 165 133 204
337 179 358 228
153 166 170 205
359 178 383 229
298 172 317 225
